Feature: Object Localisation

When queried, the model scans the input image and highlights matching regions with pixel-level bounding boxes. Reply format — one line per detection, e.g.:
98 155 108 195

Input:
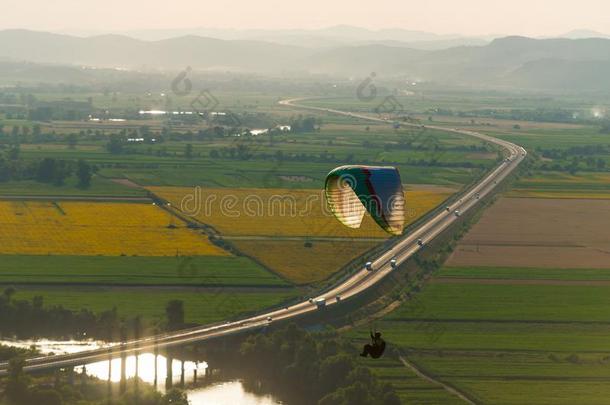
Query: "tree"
8 146 20 160
106 135 124 154
5 357 30 405
67 134 78 149
37 158 56 183
162 388 190 404
76 159 92 188
32 124 41 137
165 300 185 331
184 143 194 159
3 286 16 301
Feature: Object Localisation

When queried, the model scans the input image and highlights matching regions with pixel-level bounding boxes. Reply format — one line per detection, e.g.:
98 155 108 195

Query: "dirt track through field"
447 197 610 269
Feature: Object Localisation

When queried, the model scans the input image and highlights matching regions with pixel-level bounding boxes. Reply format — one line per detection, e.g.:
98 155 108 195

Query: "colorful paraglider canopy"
325 165 405 235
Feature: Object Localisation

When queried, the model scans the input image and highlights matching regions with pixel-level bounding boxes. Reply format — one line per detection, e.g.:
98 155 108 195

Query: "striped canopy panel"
325 165 405 235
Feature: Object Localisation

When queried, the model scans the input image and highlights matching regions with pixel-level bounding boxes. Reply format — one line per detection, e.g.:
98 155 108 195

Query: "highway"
0 98 526 376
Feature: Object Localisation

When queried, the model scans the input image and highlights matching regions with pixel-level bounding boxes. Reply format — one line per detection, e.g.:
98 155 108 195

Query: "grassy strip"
13 287 296 325
0 177 146 197
385 283 610 322
441 266 610 281
0 255 289 287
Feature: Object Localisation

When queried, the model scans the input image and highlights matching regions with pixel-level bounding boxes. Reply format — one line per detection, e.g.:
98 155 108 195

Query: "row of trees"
0 288 186 341
0 150 93 187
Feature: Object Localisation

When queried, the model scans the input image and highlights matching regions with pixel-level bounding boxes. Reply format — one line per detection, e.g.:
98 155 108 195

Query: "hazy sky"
2 0 609 37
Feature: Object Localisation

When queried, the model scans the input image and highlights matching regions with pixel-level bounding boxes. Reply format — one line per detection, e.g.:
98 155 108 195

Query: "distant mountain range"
62 25 492 50
1 29 610 91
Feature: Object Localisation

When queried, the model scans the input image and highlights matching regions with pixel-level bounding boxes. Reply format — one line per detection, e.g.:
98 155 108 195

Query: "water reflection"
0 340 282 404
189 381 281 405
0 339 112 354
75 353 206 387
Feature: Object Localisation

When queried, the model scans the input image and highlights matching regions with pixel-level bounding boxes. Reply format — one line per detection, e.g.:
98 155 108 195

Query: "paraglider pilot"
360 330 386 359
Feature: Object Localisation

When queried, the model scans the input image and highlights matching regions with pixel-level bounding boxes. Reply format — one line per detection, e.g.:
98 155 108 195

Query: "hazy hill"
505 59 610 90
0 29 308 71
1 30 610 90
65 24 484 49
561 29 610 39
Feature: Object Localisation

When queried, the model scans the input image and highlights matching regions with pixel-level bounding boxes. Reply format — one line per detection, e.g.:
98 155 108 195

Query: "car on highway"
266 316 273 322
390 258 397 268
365 261 374 271
417 239 424 246
315 298 326 309
454 210 461 217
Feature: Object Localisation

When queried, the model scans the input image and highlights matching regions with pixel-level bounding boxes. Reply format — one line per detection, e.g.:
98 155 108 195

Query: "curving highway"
0 98 526 376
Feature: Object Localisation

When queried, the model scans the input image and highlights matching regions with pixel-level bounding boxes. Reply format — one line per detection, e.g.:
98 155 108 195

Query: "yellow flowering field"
0 201 227 256
233 240 379 284
148 187 450 238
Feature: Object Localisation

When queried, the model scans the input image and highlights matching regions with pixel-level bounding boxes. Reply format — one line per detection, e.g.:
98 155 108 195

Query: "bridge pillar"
193 367 198 384
165 355 173 389
67 366 75 386
54 369 60 388
120 351 127 394
81 366 87 388
107 354 112 397
153 348 158 388
180 360 185 387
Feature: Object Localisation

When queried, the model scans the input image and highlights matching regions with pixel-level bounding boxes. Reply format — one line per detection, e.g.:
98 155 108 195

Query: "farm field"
150 186 452 238
0 201 226 256
103 162 477 189
349 269 610 404
13 287 296 325
487 125 610 150
362 357 463 405
0 255 288 287
439 266 610 281
446 197 610 268
232 240 379 284
508 171 610 198
302 93 610 115
0 177 146 197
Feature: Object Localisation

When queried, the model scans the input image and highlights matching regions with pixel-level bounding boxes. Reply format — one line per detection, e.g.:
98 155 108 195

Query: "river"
0 339 282 405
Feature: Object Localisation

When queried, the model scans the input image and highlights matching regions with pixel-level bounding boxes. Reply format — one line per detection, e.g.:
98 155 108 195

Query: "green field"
302 93 610 115
386 282 610 322
13 287 295 325
101 161 481 189
0 255 288 286
441 266 610 281
349 263 610 403
362 357 464 404
0 177 145 196
489 126 610 150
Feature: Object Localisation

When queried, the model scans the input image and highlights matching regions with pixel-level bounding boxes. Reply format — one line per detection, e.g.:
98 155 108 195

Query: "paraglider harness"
360 330 386 359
